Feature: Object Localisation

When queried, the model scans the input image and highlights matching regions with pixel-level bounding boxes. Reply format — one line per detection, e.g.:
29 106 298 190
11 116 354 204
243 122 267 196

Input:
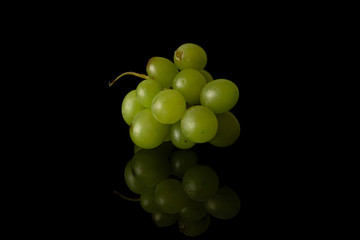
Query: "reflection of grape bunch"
110 43 241 149
121 144 241 237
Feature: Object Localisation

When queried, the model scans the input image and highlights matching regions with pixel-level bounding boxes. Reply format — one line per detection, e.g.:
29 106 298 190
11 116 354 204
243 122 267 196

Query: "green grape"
146 57 179 88
172 69 207 106
136 79 162 108
124 158 146 194
121 90 144 125
170 121 196 150
140 188 159 213
170 149 198 179
131 148 171 188
130 109 170 149
204 185 240 220
154 179 189 214
183 165 219 201
181 105 218 143
152 211 178 228
201 69 214 82
179 199 207 222
179 214 210 237
151 89 186 124
174 43 207 70
209 111 240 147
200 79 239 113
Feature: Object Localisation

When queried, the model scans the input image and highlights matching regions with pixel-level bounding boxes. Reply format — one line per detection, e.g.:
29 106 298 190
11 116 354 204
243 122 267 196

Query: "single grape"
172 69 207 106
174 43 207 70
130 109 170 149
131 148 171 188
179 199 207 222
200 79 239 113
170 121 196 149
209 111 240 147
201 69 213 82
204 185 240 219
182 165 219 201
121 90 144 125
146 57 179 88
181 105 218 143
170 149 198 179
124 158 146 194
151 89 186 124
154 179 189 214
152 211 178 228
136 79 162 108
179 214 210 237
140 188 159 213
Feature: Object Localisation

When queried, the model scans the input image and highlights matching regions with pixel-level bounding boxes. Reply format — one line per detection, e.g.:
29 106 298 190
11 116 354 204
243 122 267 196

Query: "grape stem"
113 190 140 202
109 72 149 87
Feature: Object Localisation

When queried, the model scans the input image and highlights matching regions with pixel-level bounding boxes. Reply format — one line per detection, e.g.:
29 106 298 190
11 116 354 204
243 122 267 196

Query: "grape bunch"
121 144 241 237
110 43 240 149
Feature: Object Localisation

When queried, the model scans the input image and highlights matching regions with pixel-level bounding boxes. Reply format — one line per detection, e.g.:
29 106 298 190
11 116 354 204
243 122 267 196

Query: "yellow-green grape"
181 105 218 143
174 43 207 70
204 185 240 220
200 79 239 113
152 211 178 228
209 111 240 147
151 89 186 124
179 214 211 237
172 69 207 106
131 148 171 188
154 179 189 214
130 109 170 149
121 90 144 125
136 79 162 108
170 121 196 149
146 57 179 88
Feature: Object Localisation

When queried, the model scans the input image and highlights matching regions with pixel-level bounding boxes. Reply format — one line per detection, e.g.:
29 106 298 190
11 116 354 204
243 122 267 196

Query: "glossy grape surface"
174 43 207 70
172 69 207 106
130 109 170 149
136 79 162 108
151 89 186 124
200 79 239 113
181 105 218 143
146 57 179 88
121 90 144 125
